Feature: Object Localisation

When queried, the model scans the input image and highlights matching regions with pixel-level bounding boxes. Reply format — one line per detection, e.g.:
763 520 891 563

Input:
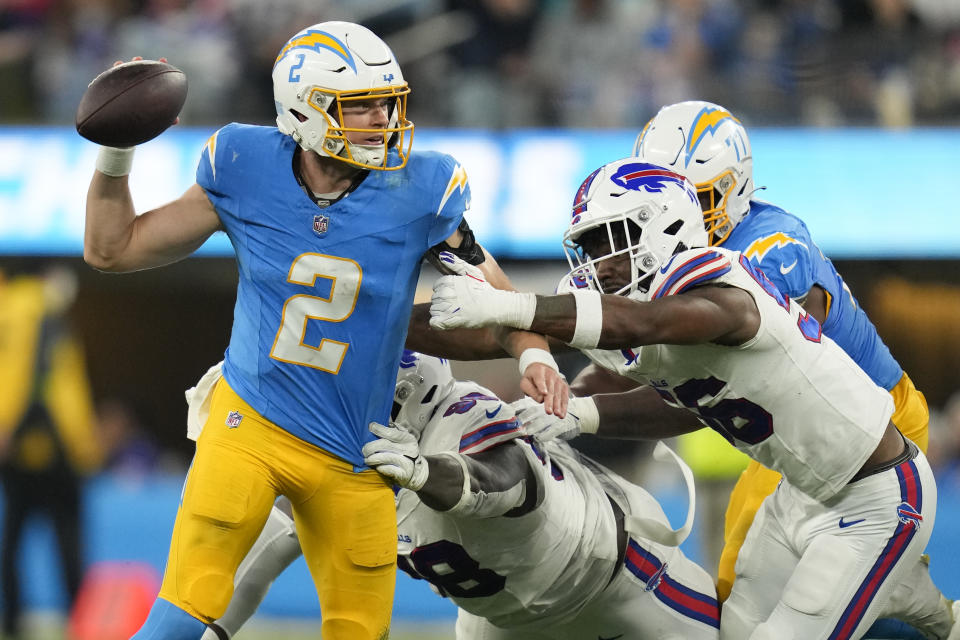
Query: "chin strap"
623 441 696 547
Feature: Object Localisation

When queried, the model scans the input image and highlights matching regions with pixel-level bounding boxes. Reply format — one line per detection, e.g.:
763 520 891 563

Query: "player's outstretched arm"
431 260 760 350
362 422 535 516
516 385 703 442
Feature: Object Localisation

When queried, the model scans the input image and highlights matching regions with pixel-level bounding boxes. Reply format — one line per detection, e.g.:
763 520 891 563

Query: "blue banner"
0 126 955 258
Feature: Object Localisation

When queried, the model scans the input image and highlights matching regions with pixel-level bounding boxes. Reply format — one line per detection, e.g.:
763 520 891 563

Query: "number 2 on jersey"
270 253 361 373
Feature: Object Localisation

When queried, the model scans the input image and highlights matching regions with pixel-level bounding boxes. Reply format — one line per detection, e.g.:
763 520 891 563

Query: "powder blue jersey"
196 124 467 467
722 200 902 390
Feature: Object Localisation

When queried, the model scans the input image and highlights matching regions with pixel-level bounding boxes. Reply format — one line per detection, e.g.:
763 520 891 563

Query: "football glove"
429 252 537 331
511 395 598 441
362 421 429 491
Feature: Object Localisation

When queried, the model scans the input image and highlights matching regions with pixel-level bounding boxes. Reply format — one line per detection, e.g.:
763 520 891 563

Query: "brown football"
76 60 187 148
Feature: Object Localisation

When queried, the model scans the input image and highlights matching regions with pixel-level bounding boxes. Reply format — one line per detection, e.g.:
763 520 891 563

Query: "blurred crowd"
2 0 960 129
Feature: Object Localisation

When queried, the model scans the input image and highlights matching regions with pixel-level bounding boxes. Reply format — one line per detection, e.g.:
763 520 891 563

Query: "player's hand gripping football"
429 253 536 331
362 422 429 491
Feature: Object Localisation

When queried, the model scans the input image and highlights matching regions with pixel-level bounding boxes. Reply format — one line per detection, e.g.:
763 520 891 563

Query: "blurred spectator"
31 0 125 124
111 0 242 124
443 0 546 128
0 262 102 639
0 0 54 122
527 0 655 128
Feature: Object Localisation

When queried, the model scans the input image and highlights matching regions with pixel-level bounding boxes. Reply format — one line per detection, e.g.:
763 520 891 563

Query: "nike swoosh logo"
779 259 798 275
598 635 624 640
485 406 502 419
659 253 679 274
838 517 866 528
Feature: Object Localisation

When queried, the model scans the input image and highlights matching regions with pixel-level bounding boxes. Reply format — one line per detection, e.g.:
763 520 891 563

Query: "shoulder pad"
648 248 734 300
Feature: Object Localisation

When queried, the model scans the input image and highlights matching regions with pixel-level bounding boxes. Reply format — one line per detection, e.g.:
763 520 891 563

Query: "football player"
83 21 565 640
429 158 948 639
196 350 720 640
632 101 952 639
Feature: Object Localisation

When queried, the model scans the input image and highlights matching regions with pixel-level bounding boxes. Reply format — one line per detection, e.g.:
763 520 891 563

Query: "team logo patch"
897 501 923 528
225 411 243 428
313 214 329 235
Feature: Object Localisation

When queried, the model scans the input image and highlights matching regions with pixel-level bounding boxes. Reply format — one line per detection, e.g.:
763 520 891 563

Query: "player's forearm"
418 446 530 517
84 172 139 271
417 453 470 511
593 387 701 440
406 303 509 360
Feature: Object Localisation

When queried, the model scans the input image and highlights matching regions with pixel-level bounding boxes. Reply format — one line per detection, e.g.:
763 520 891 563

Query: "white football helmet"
393 350 456 438
632 101 753 246
272 21 414 170
562 158 707 299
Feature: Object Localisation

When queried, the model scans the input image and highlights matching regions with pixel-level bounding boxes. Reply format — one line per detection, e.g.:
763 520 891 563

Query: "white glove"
362 422 429 491
510 395 599 441
429 252 537 331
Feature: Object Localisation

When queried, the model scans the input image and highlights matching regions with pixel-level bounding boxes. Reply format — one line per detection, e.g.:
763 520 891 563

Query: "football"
75 60 187 148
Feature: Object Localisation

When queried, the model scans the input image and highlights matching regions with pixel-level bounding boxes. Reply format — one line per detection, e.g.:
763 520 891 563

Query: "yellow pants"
158 378 396 639
716 372 929 601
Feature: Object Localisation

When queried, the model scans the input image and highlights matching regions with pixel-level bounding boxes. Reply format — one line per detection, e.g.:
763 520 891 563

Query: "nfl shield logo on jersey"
225 411 243 428
313 214 329 235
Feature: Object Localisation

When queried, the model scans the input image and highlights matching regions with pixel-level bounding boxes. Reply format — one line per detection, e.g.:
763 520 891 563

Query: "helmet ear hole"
290 109 308 123
663 220 684 236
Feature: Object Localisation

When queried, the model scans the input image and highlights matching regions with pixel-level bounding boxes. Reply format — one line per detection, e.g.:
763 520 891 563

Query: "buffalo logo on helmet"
274 30 358 74
610 162 698 205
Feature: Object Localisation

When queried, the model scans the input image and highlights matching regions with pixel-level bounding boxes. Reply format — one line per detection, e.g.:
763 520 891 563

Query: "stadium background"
2 0 960 637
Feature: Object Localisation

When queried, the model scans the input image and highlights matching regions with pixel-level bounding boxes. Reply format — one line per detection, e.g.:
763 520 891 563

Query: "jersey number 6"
270 253 361 373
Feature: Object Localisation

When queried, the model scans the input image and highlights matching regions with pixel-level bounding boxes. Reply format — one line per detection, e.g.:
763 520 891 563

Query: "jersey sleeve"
647 248 734 299
739 230 815 300
196 125 230 196
194 124 241 228
427 155 471 247
454 395 523 455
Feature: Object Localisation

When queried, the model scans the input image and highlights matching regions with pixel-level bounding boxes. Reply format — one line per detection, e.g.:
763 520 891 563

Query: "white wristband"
568 395 600 434
502 291 537 330
96 146 135 177
568 290 603 349
518 347 559 376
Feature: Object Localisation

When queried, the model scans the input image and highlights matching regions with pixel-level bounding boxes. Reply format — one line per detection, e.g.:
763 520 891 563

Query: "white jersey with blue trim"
196 124 467 467
395 380 619 629
724 199 903 390
560 247 893 501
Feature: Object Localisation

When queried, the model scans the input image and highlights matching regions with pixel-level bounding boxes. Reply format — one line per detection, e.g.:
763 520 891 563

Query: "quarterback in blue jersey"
83 22 565 640
633 101 954 639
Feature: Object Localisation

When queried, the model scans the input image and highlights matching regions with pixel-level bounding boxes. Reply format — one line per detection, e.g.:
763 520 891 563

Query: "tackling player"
194 350 720 640
429 158 949 639
632 101 951 638
83 21 565 640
